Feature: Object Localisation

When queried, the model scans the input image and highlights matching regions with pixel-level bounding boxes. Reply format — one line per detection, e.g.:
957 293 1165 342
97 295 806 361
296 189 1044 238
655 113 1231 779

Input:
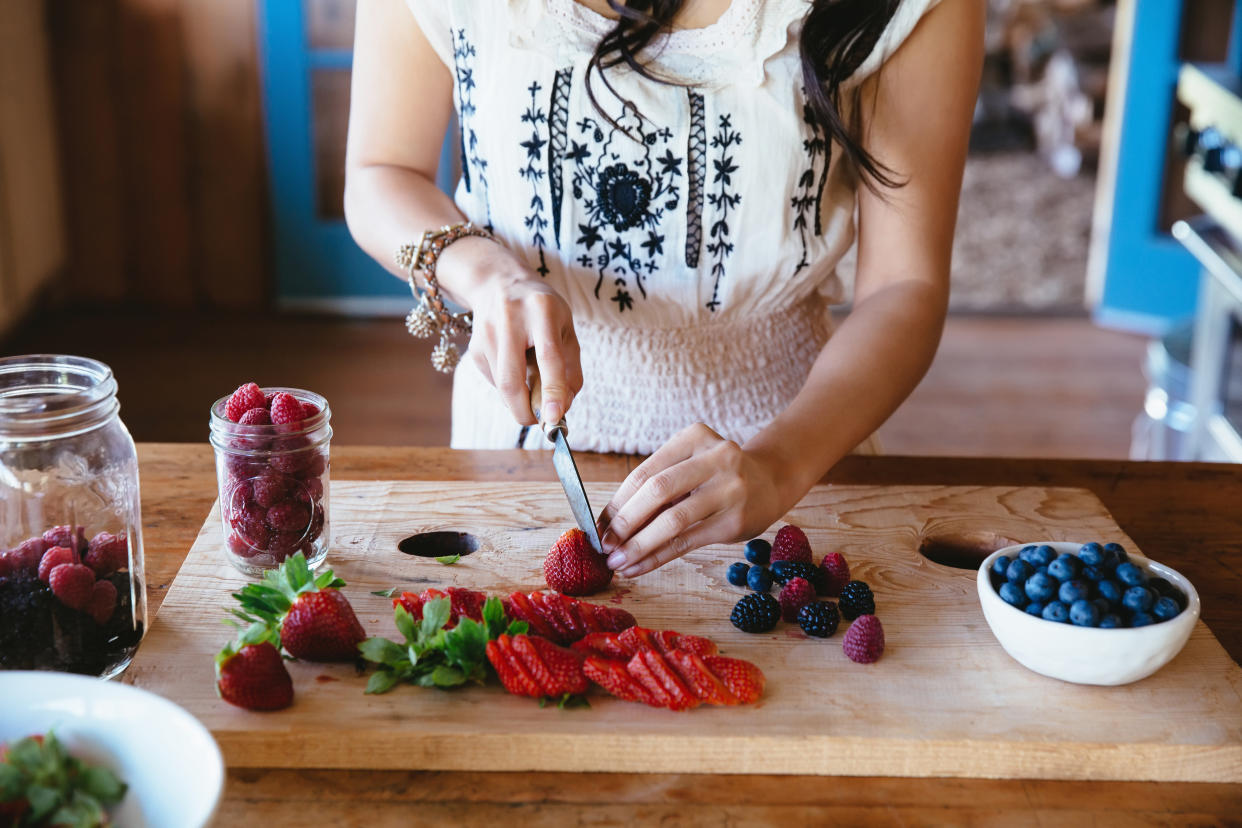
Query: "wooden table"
136 445 1242 826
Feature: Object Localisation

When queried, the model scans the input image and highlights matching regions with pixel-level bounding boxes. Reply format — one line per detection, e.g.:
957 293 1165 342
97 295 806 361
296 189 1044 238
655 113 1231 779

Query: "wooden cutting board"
124 481 1242 782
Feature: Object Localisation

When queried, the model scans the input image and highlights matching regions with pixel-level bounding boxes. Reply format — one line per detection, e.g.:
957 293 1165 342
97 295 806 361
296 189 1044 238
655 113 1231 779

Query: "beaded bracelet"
396 222 492 373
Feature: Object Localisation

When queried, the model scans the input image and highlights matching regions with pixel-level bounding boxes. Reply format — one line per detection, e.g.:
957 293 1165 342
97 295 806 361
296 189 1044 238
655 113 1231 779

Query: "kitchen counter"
136 444 1242 824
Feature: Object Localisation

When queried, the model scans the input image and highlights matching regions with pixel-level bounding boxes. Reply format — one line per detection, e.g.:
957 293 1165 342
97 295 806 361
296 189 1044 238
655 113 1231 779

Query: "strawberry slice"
533 591 579 642
618 626 658 653
486 636 542 697
583 656 659 705
627 650 699 711
667 649 740 706
512 634 589 696
702 655 766 704
502 592 559 640
393 587 487 630
665 631 717 657
503 591 636 644
578 600 637 635
570 632 632 660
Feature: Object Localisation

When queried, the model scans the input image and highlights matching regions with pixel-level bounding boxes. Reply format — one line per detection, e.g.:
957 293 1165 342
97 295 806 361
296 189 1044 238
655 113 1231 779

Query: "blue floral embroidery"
548 68 573 247
452 29 492 232
685 91 706 268
792 90 828 274
569 104 682 312
518 80 550 277
705 114 742 311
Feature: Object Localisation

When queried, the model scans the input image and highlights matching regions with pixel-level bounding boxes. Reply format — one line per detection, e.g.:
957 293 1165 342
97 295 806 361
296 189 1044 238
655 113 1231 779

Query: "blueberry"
1047 554 1080 581
999 581 1028 608
1077 542 1104 566
1096 579 1122 604
746 565 773 593
1035 565 1048 575
1030 545 1056 567
1153 596 1181 621
1147 576 1172 596
1005 558 1034 584
727 561 750 586
1104 542 1127 562
990 555 1012 578
1115 562 1146 587
1081 565 1105 582
1017 545 1037 564
1130 610 1155 627
1058 579 1090 604
744 538 771 565
1092 597 1112 615
1167 586 1188 610
1099 613 1123 628
1041 601 1070 623
1025 601 1045 617
1024 571 1057 603
1122 586 1154 612
1070 599 1100 627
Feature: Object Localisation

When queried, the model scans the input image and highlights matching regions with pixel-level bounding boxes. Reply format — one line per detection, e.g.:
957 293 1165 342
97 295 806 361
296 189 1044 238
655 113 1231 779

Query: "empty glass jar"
0 355 148 678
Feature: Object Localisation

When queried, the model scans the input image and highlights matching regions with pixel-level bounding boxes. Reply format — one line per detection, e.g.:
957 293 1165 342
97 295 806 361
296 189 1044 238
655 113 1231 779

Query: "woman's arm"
345 0 581 426
598 0 986 576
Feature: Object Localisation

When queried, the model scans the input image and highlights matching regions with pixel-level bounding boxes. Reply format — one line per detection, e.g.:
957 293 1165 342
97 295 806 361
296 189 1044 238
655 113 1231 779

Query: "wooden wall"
47 0 270 310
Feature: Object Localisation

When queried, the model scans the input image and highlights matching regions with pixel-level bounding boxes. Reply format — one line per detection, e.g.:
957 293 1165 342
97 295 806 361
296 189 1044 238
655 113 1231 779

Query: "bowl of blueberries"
977 541 1199 685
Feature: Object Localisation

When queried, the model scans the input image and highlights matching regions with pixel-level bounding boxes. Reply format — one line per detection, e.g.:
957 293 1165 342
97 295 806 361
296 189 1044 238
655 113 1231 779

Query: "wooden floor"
1 311 1150 459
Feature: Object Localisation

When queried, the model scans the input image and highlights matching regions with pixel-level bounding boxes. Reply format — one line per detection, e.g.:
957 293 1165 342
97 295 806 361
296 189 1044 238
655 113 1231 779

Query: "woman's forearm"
745 277 948 506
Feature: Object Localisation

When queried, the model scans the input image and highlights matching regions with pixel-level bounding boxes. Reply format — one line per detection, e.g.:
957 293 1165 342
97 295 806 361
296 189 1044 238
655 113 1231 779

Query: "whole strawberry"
216 638 294 711
842 614 885 664
778 576 816 622
819 552 850 597
231 552 365 661
225 382 267 423
771 524 812 564
543 528 612 596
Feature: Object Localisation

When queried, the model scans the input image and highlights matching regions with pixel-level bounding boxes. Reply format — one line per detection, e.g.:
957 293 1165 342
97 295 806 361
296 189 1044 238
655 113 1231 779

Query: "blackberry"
797 601 840 638
730 593 781 634
770 560 828 595
838 580 875 621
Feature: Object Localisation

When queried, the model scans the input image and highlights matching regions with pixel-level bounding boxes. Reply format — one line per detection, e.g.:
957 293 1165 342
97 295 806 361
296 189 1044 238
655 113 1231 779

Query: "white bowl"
977 542 1200 685
0 672 223 827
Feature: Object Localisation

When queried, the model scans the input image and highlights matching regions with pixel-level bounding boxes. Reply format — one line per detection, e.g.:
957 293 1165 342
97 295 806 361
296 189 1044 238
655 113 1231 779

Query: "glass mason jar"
208 388 331 576
0 355 148 679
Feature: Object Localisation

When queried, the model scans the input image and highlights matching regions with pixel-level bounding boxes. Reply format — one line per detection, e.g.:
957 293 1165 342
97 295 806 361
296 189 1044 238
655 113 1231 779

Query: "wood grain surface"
126 479 1242 782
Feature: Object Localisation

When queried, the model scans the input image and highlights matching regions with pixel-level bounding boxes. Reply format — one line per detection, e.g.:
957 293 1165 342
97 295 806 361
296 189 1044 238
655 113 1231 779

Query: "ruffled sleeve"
847 0 942 86
405 0 456 68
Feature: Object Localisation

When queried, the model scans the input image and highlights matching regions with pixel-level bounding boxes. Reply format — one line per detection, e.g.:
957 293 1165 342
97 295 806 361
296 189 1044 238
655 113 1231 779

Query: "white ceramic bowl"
977 542 1200 685
0 672 223 827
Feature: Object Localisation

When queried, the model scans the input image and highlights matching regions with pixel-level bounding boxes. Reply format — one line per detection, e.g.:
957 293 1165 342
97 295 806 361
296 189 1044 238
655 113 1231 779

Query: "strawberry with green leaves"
231 552 365 661
0 731 128 826
215 622 294 711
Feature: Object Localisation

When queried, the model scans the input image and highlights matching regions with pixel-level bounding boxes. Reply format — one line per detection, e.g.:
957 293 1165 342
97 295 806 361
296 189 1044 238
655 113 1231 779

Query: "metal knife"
527 353 604 555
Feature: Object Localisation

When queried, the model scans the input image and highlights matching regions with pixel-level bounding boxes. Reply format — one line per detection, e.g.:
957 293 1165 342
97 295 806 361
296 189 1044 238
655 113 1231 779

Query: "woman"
345 0 983 577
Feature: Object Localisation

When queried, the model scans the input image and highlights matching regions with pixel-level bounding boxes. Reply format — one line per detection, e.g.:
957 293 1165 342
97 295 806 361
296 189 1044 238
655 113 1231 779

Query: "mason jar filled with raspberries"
209 383 331 576
0 355 148 678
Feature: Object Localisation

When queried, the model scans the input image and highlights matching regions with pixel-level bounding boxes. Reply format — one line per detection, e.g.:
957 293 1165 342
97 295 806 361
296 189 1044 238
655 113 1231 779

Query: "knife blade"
528 353 604 555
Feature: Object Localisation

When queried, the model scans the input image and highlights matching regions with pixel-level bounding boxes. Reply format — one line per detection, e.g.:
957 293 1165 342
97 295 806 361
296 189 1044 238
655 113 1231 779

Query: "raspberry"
239 407 271 426
838 580 875 620
227 531 265 559
263 392 277 408
38 546 78 584
252 472 291 508
842 614 884 663
819 552 850 597
270 393 304 426
771 525 812 564
797 601 840 638
87 579 118 625
729 593 780 634
301 401 321 419
43 525 86 553
266 501 310 533
304 476 324 501
49 563 95 611
267 531 303 560
6 538 46 575
778 576 816 622
85 532 128 577
299 452 327 479
225 382 266 423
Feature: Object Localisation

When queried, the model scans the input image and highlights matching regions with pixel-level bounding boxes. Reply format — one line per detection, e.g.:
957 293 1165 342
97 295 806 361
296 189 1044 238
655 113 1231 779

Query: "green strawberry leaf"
365 671 402 695
434 554 461 565
419 597 451 641
407 644 421 667
393 605 417 644
358 636 407 666
557 693 591 710
482 596 504 630
76 766 126 804
507 620 529 636
25 783 62 822
371 587 398 598
50 789 107 827
430 665 466 688
0 763 24 801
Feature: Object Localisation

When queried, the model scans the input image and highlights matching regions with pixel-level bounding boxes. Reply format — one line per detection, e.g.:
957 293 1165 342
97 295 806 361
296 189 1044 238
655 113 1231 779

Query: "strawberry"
543 528 612 596
571 633 634 660
48 563 95 611
486 634 589 698
85 532 128 577
86 579 118 625
231 552 365 661
582 656 659 705
502 591 636 645
666 649 740 706
573 627 719 660
216 639 294 711
771 524 813 564
702 655 766 704
38 546 78 584
225 382 267 423
269 392 304 426
819 552 851 597
626 649 699 711
393 587 488 630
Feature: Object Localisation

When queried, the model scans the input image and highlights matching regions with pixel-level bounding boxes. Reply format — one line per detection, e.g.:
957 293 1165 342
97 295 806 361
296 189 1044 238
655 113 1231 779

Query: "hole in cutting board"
919 531 1017 570
398 531 480 558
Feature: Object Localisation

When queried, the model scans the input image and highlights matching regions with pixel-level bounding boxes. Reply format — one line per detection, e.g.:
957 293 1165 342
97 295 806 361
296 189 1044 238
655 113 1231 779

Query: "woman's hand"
596 423 785 577
442 238 583 426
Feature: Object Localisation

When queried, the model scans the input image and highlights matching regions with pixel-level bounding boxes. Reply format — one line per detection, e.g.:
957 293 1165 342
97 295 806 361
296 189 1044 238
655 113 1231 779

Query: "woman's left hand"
596 423 784 578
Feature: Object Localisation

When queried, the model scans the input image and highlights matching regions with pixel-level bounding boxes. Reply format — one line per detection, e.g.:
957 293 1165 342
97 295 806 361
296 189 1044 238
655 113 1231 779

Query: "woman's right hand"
440 237 583 427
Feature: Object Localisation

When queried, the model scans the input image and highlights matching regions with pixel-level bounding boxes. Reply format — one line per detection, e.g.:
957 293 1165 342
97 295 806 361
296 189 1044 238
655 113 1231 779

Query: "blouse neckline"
545 0 763 53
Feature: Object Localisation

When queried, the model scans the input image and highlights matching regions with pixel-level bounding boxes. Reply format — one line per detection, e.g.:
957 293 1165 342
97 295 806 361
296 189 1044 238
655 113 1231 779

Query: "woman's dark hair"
585 0 903 189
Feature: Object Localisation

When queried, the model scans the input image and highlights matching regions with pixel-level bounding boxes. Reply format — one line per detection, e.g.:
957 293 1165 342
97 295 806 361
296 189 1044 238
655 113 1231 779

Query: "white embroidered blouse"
404 0 940 453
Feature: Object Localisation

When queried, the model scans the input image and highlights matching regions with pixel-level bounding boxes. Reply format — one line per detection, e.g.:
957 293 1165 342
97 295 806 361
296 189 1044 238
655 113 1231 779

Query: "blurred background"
3 0 1241 460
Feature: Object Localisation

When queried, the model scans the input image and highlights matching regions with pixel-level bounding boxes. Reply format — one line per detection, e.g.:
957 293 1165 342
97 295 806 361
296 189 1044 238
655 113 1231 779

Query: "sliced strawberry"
486 636 541 697
578 601 637 634
532 591 578 643
503 592 560 640
627 650 699 711
570 632 632 660
667 649 739 706
702 655 766 704
393 587 486 630
511 634 589 696
583 656 659 705
618 626 658 653
666 632 717 658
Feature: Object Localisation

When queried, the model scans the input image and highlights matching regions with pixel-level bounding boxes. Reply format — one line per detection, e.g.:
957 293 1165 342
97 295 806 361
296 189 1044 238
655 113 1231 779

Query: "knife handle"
525 349 567 440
